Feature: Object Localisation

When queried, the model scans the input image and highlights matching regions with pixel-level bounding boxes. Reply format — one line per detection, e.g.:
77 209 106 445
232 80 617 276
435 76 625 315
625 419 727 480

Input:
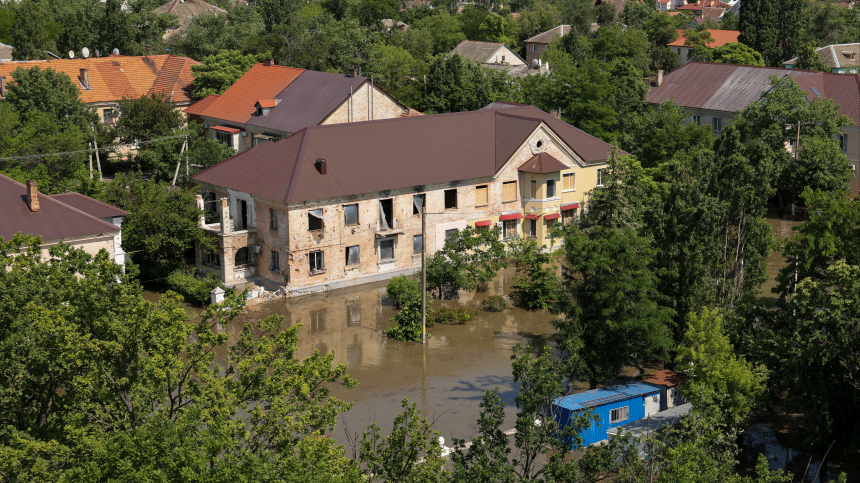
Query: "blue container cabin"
552 382 661 448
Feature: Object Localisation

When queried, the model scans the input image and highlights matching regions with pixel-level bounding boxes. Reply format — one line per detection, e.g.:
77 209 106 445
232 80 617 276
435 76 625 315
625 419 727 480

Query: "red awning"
475 220 492 227
544 213 561 220
561 203 580 211
212 125 242 134
500 212 523 221
525 213 541 220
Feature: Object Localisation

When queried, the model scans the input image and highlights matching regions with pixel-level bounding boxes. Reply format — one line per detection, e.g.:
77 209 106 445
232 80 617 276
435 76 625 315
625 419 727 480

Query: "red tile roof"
256 99 278 108
0 55 200 104
193 104 617 204
185 94 219 116
185 63 305 125
667 29 740 48
646 62 860 125
0 175 121 242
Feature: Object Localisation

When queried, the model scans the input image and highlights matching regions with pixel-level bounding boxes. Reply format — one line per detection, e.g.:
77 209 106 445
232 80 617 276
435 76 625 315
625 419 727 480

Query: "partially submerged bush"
481 295 508 312
386 275 421 308
428 305 482 325
166 269 230 306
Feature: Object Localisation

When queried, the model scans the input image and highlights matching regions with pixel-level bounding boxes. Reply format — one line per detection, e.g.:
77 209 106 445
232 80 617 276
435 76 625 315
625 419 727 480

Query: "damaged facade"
191 102 618 294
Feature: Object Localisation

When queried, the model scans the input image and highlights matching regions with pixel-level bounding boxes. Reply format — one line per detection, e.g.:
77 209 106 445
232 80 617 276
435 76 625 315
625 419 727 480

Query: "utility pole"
88 143 93 179
91 125 102 181
421 205 427 344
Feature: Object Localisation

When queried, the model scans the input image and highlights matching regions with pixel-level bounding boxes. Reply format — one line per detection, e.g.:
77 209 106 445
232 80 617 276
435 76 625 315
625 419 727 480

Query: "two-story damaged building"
191 102 617 293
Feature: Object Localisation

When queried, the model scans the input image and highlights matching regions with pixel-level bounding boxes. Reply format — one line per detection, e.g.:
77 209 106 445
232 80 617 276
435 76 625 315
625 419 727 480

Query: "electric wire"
0 133 189 162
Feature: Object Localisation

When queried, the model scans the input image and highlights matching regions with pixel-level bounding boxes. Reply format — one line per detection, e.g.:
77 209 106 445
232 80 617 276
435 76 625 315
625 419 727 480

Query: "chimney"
549 109 561 119
80 68 89 89
0 76 5 98
315 158 328 175
26 180 40 212
346 68 356 78
657 69 664 86
220 198 231 234
264 58 274 66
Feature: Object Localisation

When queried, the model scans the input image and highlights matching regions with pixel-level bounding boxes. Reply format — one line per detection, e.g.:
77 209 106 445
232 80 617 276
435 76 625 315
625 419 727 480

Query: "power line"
0 133 188 162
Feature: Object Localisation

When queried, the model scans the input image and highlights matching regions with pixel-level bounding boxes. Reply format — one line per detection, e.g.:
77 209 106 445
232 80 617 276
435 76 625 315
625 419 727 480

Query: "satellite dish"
68 50 75 59
112 48 120 56
82 47 90 58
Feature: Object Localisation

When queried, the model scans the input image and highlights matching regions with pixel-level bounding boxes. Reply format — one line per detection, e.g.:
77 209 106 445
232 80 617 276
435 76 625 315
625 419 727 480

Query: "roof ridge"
283 128 310 203
50 192 130 216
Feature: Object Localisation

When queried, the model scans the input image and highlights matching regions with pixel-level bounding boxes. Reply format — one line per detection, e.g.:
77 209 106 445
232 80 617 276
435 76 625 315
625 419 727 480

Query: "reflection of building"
0 175 127 264
646 62 860 192
192 102 618 293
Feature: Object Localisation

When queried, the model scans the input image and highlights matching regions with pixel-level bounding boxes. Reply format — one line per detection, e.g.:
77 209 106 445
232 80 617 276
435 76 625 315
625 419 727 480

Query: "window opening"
103 109 115 124
239 199 249 230
309 250 325 272
270 251 279 271
712 117 722 132
413 234 423 254
503 219 518 239
346 245 360 265
308 209 323 231
235 247 254 267
445 229 458 241
529 219 536 237
444 189 457 209
204 249 220 267
563 209 577 226
610 406 629 423
691 115 701 125
546 179 556 198
475 185 488 206
413 194 425 215
270 208 278 231
596 169 605 187
379 238 395 260
344 204 359 225
545 219 556 239
379 199 393 230
216 130 233 147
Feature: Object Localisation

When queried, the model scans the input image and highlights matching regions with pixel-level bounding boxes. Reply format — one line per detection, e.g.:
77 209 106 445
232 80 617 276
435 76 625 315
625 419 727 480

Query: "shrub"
166 269 229 306
428 305 482 325
481 295 507 312
386 275 421 308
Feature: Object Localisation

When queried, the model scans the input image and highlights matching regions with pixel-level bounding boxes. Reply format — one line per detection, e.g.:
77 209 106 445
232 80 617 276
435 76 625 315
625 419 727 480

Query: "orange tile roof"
676 0 729 9
667 29 740 48
0 55 200 104
185 93 220 116
256 99 278 108
186 63 305 125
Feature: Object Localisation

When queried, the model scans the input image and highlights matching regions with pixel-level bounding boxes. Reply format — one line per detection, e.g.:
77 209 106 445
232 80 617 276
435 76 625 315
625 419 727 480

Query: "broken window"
347 303 361 325
308 209 323 231
344 204 359 225
379 199 393 230
444 189 457 209
204 249 220 267
309 250 325 271
270 251 279 271
379 238 395 260
270 208 278 231
475 185 488 206
413 234 423 254
346 245 360 265
235 247 254 267
413 194 425 215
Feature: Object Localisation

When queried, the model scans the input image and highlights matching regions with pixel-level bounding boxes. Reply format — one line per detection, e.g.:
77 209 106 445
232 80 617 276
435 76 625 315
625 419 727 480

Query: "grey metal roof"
50 192 129 219
244 70 369 133
450 40 506 63
0 175 120 242
193 104 618 204
525 25 570 44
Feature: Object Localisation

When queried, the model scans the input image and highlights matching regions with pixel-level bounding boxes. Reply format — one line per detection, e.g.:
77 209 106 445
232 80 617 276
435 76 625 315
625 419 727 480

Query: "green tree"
167 6 266 60
516 2 562 40
477 12 521 48
423 54 519 114
191 50 271 98
425 225 507 297
507 237 561 310
621 1 656 29
619 100 713 169
712 42 765 66
4 66 97 129
356 0 399 26
410 11 466 55
115 92 184 144
738 0 803 66
260 0 305 31
10 0 55 60
792 41 830 72
365 43 423 107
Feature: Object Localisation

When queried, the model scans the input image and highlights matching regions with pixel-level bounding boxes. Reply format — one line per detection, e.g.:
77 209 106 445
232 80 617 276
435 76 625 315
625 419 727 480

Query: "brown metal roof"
193 104 617 204
518 152 569 173
645 62 860 124
50 192 129 219
0 175 121 242
244 70 370 133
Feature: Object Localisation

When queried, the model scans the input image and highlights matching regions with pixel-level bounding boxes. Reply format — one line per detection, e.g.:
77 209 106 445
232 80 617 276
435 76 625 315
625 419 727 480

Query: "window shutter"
475 185 488 205
502 181 517 201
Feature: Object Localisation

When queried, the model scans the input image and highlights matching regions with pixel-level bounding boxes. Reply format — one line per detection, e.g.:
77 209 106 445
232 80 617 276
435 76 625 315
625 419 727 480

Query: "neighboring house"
400 0 434 10
658 0 687 12
380 19 409 31
190 102 616 292
0 54 200 125
0 42 12 63
153 0 227 39
525 25 570 67
449 40 547 77
0 175 127 264
784 43 860 74
642 369 688 411
552 383 662 448
646 62 860 192
184 61 414 153
667 29 740 64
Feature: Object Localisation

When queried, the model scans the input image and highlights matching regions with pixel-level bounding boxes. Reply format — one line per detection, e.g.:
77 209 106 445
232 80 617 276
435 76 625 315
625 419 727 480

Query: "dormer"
255 99 279 116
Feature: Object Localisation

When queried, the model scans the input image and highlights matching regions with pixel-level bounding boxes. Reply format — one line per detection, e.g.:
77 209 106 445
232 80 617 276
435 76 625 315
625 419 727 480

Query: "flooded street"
224 267 557 449
761 211 803 299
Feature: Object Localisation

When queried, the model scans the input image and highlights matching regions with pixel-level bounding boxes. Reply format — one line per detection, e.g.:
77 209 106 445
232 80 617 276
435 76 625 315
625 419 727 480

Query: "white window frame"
596 169 605 187
309 250 325 272
691 115 701 126
503 219 519 240
532 44 537 52
562 172 576 192
712 117 722 132
610 406 629 424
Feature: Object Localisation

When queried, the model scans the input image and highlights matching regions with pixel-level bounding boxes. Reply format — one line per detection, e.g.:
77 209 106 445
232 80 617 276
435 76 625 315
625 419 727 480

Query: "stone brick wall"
525 42 548 67
40 235 116 262
321 82 406 125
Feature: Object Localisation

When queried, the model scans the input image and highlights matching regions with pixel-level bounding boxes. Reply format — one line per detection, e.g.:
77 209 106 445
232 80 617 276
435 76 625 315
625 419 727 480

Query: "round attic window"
529 137 548 154
536 140 543 148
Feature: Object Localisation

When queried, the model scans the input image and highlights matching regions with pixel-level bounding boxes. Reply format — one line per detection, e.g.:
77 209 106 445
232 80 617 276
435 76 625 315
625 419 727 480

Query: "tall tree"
114 92 184 144
738 0 803 66
9 0 55 60
191 50 270 99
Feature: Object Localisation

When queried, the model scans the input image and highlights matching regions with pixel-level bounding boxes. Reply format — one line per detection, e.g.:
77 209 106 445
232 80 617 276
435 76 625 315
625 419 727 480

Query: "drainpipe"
371 76 374 120
350 86 353 122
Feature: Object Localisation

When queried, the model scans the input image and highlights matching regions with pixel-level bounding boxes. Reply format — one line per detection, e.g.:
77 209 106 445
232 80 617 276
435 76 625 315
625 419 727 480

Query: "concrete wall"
487 45 526 66
321 82 405 125
40 235 117 262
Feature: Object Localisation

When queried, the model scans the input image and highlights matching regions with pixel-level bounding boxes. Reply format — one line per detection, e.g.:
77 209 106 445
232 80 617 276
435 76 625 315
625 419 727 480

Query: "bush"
166 269 230 306
386 275 421 308
428 305 482 325
481 295 508 312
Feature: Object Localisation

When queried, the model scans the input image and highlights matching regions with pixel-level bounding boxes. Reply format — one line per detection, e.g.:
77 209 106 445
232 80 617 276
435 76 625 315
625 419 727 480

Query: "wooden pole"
88 142 93 179
171 138 187 187
421 205 427 344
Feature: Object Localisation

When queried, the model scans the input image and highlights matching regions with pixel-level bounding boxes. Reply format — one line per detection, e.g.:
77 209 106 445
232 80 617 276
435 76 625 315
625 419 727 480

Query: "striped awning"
525 213 541 220
561 203 580 211
544 213 561 220
500 212 523 221
475 220 492 227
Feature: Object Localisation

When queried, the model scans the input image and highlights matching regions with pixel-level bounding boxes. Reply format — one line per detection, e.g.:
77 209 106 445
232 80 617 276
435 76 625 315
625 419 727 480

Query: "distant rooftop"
554 383 660 412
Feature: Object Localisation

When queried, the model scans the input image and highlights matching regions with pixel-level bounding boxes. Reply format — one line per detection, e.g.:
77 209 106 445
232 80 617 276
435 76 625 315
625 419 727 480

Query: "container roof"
606 403 693 437
553 382 660 412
